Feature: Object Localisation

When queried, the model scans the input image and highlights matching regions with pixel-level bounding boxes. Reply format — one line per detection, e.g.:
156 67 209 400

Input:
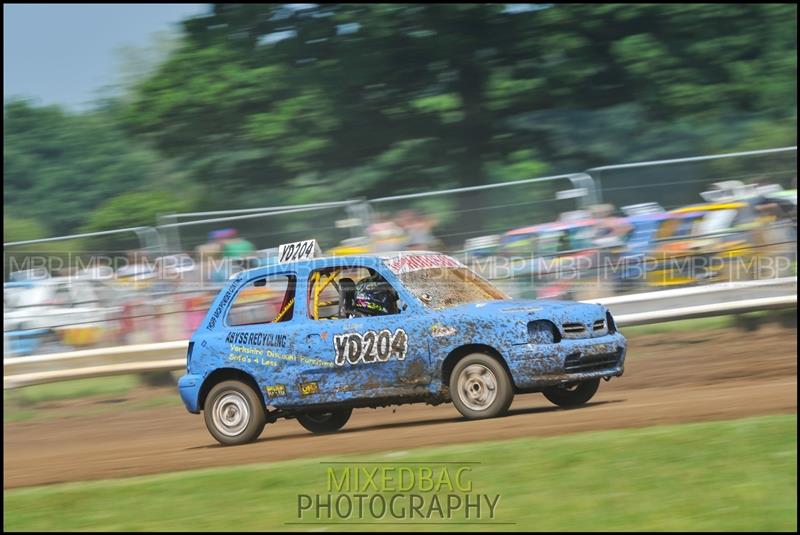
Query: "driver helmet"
353 276 399 316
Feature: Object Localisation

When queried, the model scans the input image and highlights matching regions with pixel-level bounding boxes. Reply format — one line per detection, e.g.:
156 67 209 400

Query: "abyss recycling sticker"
334 329 408 366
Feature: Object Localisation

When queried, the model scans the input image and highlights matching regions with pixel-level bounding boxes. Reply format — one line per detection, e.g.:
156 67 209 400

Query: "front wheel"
542 378 600 408
450 353 514 419
204 380 266 446
296 408 353 433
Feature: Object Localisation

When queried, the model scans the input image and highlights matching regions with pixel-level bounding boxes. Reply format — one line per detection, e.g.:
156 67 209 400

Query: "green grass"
4 375 140 405
621 315 735 336
620 310 795 336
3 394 182 424
2 375 183 423
4 414 796 532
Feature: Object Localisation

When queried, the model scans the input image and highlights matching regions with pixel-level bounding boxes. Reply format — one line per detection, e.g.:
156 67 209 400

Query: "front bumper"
178 373 203 414
507 332 627 389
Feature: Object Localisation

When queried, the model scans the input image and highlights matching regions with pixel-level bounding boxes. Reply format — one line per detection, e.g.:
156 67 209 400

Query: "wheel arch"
198 368 265 410
441 343 515 389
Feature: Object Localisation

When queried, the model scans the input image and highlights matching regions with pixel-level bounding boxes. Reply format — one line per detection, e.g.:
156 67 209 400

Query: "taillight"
187 341 195 369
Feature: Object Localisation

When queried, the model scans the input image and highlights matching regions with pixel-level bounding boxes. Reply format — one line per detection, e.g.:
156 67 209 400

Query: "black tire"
203 380 266 446
778 310 797 329
449 353 514 419
140 371 177 387
735 314 761 332
542 378 600 408
296 408 353 434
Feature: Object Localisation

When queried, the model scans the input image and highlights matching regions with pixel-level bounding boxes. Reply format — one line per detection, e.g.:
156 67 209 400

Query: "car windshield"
397 266 510 310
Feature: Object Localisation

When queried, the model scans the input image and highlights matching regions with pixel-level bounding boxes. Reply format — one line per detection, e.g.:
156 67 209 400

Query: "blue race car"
179 240 627 445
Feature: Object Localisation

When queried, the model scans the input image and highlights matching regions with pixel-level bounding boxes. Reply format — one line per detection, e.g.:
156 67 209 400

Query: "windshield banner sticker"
384 254 464 275
334 329 408 365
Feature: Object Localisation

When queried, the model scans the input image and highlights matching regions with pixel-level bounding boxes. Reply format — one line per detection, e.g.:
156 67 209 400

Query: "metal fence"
587 146 797 211
156 201 366 253
3 146 797 357
3 226 163 281
150 146 796 256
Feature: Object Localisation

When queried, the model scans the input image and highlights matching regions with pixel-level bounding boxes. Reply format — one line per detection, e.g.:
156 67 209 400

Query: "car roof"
234 250 450 277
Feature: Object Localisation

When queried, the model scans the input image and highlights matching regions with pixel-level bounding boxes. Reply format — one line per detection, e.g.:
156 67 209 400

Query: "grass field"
4 414 796 532
4 374 140 404
620 310 795 336
3 374 181 423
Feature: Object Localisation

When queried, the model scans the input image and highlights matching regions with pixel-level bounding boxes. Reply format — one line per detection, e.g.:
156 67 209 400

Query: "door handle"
306 333 321 343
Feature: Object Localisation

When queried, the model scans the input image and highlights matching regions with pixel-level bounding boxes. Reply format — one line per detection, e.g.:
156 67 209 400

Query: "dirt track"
4 325 797 489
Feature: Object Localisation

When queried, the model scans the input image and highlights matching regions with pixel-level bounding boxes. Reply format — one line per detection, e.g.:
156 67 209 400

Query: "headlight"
528 320 561 344
606 311 617 333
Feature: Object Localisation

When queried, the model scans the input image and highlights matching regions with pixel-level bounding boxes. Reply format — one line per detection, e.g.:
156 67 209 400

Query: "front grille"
593 319 605 331
562 323 586 335
564 349 623 373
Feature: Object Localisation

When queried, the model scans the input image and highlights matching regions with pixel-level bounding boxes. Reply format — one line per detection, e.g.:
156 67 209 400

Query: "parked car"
3 276 124 356
178 240 627 445
646 200 762 287
498 217 607 300
614 205 705 291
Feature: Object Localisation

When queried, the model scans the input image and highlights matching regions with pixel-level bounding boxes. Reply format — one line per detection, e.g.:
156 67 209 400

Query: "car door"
213 271 306 405
299 263 432 404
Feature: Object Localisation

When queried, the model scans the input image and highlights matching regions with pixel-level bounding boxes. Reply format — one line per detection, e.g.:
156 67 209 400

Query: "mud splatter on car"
178 242 627 445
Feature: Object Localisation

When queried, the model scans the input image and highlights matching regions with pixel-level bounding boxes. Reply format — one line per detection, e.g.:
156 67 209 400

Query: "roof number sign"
278 239 321 263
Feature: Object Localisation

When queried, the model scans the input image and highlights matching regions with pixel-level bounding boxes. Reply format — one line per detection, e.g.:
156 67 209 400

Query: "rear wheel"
542 378 600 408
204 380 266 445
296 408 353 433
450 353 514 419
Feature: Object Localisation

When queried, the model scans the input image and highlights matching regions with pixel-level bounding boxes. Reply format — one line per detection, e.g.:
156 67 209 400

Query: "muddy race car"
178 240 627 445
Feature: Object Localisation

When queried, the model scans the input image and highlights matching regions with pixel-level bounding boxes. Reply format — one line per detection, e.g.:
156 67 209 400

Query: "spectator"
219 228 255 259
396 209 439 250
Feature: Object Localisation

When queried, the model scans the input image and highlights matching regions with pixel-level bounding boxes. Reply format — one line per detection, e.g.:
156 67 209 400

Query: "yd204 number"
334 329 408 366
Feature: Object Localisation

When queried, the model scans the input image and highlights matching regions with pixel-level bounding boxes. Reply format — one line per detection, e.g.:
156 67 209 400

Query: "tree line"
4 3 796 246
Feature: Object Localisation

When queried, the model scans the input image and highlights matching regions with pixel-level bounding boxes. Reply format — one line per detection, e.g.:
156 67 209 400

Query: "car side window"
227 274 296 326
308 267 402 320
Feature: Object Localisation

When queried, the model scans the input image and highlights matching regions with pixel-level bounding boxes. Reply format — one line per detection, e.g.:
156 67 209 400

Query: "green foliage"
3 99 185 235
122 4 795 205
81 191 194 233
2 215 48 244
3 4 797 244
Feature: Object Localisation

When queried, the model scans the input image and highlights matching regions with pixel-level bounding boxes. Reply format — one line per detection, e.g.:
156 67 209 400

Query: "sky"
3 3 209 110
